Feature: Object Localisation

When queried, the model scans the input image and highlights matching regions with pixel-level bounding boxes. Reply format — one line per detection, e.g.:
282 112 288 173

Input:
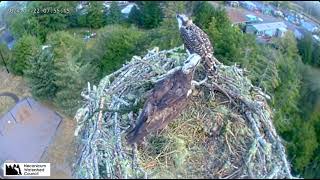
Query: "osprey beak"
176 13 180 19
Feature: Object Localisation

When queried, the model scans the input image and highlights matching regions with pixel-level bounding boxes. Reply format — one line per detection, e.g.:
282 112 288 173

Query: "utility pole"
0 47 10 73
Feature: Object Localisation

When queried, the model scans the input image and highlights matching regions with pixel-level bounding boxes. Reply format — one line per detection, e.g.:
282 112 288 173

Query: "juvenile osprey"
126 54 202 145
176 14 220 75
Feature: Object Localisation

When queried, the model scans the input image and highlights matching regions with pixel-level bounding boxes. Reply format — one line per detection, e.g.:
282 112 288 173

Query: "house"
246 22 287 38
273 10 284 18
240 1 257 11
294 29 303 40
301 21 319 33
104 1 129 6
0 97 62 168
313 35 320 43
294 27 309 40
245 14 263 24
226 1 239 7
121 3 138 18
276 27 287 38
255 3 272 15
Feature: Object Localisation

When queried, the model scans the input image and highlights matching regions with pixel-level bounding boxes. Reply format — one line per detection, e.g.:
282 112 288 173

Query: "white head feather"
182 54 201 74
176 14 189 29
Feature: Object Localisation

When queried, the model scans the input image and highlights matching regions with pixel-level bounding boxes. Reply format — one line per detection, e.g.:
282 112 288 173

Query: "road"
210 1 308 33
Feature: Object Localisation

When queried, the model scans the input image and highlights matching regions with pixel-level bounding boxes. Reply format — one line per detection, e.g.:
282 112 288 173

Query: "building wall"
245 25 257 34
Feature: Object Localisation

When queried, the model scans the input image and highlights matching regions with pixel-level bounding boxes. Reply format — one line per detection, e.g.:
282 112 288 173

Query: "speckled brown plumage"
126 69 194 145
177 14 218 75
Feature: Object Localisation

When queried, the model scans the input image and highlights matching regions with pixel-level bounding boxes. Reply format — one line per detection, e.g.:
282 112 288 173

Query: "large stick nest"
73 46 295 179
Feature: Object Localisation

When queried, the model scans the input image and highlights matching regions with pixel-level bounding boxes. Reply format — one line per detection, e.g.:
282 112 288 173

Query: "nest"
73 46 295 179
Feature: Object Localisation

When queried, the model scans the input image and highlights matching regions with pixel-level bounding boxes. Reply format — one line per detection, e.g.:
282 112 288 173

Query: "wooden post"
98 97 106 130
0 48 9 73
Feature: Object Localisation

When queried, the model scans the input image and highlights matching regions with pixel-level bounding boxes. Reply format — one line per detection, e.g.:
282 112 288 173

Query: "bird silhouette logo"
5 164 22 175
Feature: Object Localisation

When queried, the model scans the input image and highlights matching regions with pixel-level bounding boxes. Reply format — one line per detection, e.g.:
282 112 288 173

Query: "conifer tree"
134 1 163 29
24 47 57 100
298 33 313 65
53 50 97 116
149 1 186 49
128 5 142 26
86 1 105 28
10 35 40 75
93 25 145 77
106 1 122 25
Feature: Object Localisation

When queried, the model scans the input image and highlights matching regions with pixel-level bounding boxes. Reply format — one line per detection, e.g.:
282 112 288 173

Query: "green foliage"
299 66 320 120
9 14 41 40
149 1 186 50
46 31 85 61
196 6 318 177
297 33 320 68
193 1 217 29
93 25 146 77
205 17 244 65
249 46 280 92
77 13 88 27
193 1 230 30
9 1 77 42
86 1 105 29
271 32 302 134
298 33 313 65
53 50 97 116
131 1 163 29
128 5 143 26
46 31 97 116
312 43 320 67
269 33 320 178
198 5 254 67
0 43 11 67
9 35 40 75
24 47 57 100
288 120 318 173
106 1 122 25
304 147 320 178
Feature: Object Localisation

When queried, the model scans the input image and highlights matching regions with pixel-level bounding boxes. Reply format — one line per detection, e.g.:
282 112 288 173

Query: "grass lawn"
0 67 31 116
66 27 99 38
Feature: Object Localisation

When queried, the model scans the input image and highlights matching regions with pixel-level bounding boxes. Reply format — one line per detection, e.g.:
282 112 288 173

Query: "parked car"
273 10 284 18
226 1 239 7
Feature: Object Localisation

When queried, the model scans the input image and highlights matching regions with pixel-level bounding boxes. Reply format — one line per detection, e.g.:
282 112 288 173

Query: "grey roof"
251 22 287 31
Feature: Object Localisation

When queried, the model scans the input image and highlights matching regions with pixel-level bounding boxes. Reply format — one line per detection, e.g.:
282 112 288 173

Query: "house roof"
243 1 256 7
301 21 318 31
121 3 137 14
251 22 287 31
0 97 62 164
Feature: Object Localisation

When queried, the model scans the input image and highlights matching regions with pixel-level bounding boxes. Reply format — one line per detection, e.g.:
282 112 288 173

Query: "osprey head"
176 14 192 29
182 54 201 74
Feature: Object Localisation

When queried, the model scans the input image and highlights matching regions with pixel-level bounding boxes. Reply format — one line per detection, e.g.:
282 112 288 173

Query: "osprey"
176 14 220 75
126 54 202 145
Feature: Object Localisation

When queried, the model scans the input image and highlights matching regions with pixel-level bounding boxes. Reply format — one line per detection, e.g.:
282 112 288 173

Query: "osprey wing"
180 25 213 57
180 27 196 54
191 25 213 57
